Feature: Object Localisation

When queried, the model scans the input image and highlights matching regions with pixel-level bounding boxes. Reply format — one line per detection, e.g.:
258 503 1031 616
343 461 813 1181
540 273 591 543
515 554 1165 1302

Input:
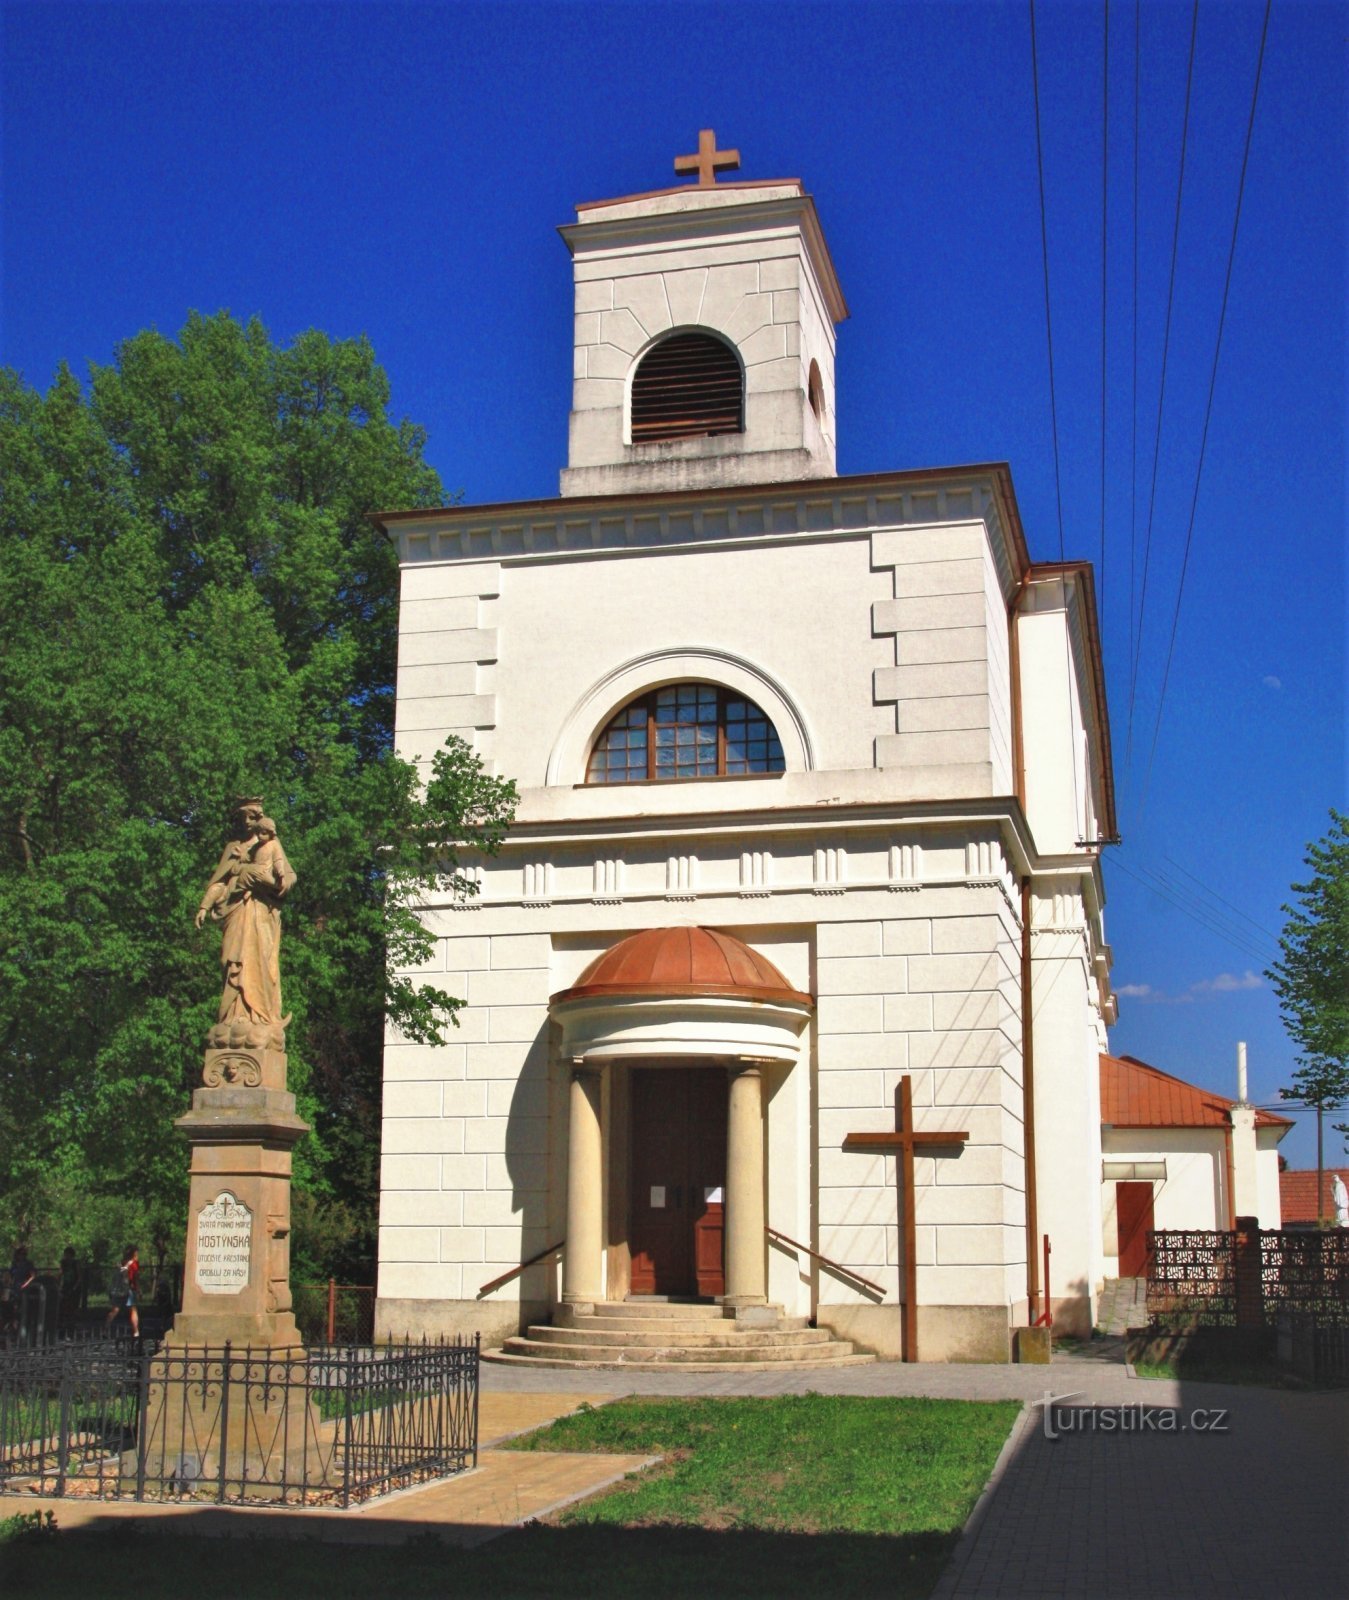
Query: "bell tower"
559 130 848 497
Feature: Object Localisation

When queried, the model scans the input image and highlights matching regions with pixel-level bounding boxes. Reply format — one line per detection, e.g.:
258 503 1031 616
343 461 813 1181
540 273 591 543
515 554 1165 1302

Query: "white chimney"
1237 1041 1248 1104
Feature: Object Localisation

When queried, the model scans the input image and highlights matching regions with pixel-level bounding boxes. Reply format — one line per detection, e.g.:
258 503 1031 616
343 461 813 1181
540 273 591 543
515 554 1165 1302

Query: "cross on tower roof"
674 128 741 187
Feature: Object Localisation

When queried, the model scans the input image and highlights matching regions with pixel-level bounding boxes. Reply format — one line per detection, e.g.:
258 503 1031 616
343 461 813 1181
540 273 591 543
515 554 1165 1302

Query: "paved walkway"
481 1352 1349 1598
13 1357 1347 1595
11 1391 647 1549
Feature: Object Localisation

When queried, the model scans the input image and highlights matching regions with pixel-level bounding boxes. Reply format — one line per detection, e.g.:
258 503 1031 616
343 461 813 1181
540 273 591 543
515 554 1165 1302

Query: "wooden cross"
843 1075 969 1363
674 128 740 187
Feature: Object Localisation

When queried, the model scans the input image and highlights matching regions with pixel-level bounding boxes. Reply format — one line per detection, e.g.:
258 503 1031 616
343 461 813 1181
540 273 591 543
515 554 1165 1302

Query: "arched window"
587 683 786 783
630 332 743 444
807 359 824 421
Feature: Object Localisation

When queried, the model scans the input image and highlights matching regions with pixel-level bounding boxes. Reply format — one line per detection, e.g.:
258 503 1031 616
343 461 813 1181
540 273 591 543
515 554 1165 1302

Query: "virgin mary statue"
196 798 296 1030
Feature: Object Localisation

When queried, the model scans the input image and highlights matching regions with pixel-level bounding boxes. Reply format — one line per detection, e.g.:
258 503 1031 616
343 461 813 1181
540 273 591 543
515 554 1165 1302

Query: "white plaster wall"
1028 887 1102 1323
492 534 888 785
1255 1130 1284 1226
1099 1129 1228 1267
1016 579 1100 855
813 887 1026 1317
870 522 1013 794
377 850 1037 1322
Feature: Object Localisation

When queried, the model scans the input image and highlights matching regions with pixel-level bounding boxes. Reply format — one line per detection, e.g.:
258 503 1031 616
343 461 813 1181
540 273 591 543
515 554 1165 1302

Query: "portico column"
562 1059 604 1305
724 1061 767 1306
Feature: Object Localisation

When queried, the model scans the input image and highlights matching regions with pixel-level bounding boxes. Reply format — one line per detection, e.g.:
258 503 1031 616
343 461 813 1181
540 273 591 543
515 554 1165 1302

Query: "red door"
1116 1181 1155 1277
630 1068 726 1297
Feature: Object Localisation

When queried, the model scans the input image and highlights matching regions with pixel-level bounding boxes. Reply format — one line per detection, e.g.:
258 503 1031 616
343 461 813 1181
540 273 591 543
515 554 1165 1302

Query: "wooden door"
1116 1181 1155 1277
629 1068 726 1297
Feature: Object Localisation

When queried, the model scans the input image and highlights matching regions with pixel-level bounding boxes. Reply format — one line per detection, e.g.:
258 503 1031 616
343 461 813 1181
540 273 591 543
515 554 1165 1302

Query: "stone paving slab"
933 1384 1349 1599
4 1390 638 1549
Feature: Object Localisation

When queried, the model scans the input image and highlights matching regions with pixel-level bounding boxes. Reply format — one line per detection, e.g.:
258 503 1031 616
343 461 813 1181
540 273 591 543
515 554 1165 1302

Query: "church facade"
373 139 1117 1361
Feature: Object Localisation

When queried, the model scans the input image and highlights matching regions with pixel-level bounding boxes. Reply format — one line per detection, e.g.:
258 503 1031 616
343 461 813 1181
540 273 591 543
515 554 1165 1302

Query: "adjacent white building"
1100 1051 1288 1277
372 140 1121 1361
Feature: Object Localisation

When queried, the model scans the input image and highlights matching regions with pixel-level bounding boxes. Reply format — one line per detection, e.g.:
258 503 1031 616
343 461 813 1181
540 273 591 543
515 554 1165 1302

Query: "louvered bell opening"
630 332 743 443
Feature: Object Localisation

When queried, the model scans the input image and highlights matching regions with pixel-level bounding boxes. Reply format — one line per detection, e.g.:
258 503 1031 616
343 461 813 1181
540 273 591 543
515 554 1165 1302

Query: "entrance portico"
549 927 812 1311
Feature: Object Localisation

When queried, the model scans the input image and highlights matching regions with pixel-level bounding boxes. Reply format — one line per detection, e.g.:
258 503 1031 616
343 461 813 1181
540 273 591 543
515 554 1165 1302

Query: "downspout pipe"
1020 877 1040 1323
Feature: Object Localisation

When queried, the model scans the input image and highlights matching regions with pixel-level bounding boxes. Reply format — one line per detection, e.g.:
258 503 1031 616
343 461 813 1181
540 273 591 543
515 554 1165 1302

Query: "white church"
370 135 1273 1365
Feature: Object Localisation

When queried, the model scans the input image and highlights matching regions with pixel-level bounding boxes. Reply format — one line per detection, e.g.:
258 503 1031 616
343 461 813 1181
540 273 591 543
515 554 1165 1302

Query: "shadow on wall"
482 1024 556 1338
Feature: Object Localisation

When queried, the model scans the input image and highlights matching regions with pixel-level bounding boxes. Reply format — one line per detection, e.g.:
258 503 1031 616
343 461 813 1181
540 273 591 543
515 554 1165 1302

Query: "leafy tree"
1268 811 1349 1223
0 313 516 1274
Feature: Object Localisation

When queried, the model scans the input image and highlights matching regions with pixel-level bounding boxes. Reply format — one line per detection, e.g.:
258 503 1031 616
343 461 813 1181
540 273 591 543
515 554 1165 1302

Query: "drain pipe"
1020 877 1040 1323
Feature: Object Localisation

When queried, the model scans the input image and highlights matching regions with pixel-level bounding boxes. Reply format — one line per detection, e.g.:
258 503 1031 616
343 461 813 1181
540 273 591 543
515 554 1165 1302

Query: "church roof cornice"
371 461 1028 564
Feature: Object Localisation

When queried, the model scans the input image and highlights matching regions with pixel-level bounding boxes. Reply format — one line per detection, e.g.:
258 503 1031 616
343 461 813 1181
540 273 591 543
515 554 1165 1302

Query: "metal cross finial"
674 128 741 187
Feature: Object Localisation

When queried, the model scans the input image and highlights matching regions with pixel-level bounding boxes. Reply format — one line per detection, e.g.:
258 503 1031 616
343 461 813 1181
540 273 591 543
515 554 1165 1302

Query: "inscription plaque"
195 1191 253 1294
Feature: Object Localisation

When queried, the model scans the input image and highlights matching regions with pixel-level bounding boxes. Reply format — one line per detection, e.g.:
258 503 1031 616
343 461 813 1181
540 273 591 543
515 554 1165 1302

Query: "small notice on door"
703 1186 723 1203
650 1186 666 1208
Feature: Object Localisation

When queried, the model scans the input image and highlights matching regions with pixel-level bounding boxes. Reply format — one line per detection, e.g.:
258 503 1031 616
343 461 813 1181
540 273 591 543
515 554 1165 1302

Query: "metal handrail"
477 1240 564 1299
765 1225 885 1298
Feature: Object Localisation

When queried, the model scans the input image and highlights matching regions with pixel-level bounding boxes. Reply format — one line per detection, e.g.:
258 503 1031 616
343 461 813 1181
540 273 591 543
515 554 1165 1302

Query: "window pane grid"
589 684 785 785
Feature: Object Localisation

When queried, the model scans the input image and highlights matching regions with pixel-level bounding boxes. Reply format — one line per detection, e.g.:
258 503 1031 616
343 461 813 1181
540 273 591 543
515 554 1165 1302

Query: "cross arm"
842 1131 970 1149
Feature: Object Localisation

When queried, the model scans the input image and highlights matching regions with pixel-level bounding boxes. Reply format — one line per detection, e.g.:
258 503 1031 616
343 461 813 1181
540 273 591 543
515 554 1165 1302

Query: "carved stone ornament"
202 1053 263 1089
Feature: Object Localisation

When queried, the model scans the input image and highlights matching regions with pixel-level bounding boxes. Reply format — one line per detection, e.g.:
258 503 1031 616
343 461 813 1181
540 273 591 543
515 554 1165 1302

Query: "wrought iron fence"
1146 1230 1238 1326
0 1335 478 1508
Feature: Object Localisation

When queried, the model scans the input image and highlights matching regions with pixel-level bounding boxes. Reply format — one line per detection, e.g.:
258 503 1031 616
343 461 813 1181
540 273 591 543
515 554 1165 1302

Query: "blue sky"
3 1 1343 1166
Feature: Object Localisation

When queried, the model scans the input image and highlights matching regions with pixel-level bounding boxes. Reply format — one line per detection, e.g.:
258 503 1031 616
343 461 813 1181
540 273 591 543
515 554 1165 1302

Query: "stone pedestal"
169 1045 309 1349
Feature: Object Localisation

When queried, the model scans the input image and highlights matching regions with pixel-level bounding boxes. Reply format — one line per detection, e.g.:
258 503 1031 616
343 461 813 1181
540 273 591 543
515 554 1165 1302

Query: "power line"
1029 0 1066 560
1119 852 1279 961
1161 852 1281 943
1138 0 1274 822
1129 0 1140 706
1126 0 1199 772
1109 853 1278 964
1100 0 1110 620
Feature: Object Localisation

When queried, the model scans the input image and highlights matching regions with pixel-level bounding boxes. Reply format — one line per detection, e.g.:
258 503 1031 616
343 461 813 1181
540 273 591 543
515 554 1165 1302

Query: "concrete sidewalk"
11 1357 1345 1597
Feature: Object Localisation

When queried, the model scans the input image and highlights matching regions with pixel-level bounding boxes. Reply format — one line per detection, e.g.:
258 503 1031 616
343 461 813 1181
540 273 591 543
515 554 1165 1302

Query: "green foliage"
0 313 515 1272
0 1511 57 1545
1268 811 1349 1124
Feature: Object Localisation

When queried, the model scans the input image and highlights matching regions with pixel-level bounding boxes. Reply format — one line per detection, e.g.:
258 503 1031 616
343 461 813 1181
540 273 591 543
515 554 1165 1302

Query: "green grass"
1134 1356 1345 1390
0 1395 1021 1599
505 1394 1019 1538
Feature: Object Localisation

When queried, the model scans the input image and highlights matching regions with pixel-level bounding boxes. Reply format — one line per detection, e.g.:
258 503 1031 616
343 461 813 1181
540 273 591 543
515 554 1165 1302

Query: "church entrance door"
1117 1181 1155 1277
629 1067 727 1298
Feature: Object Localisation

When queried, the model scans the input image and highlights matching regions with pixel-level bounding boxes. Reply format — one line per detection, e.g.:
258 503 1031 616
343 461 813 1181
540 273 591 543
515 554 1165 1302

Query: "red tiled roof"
1100 1053 1294 1131
1279 1168 1349 1223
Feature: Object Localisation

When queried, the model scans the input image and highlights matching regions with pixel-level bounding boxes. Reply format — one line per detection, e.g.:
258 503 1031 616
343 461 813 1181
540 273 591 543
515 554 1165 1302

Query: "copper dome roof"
550 926 812 1009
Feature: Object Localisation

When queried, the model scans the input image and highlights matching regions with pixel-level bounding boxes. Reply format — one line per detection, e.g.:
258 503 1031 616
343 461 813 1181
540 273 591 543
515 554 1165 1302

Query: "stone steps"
573 1313 811 1335
482 1299 875 1371
526 1324 835 1350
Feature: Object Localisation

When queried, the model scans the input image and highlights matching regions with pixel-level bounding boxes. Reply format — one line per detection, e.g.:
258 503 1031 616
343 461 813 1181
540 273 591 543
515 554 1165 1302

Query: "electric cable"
1138 0 1273 823
1029 0 1066 560
1126 0 1199 770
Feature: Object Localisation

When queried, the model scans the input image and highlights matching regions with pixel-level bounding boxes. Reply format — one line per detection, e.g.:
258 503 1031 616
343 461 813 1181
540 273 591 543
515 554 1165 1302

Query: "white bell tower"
559 129 848 498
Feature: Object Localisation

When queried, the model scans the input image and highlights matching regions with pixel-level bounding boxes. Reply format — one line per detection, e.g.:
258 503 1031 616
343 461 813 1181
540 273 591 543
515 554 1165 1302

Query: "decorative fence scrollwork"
1146 1230 1238 1325
1146 1228 1349 1330
0 1334 478 1508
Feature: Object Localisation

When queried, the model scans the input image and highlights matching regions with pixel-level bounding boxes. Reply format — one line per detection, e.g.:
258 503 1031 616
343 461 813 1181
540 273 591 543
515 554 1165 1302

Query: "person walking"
105 1243 140 1337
